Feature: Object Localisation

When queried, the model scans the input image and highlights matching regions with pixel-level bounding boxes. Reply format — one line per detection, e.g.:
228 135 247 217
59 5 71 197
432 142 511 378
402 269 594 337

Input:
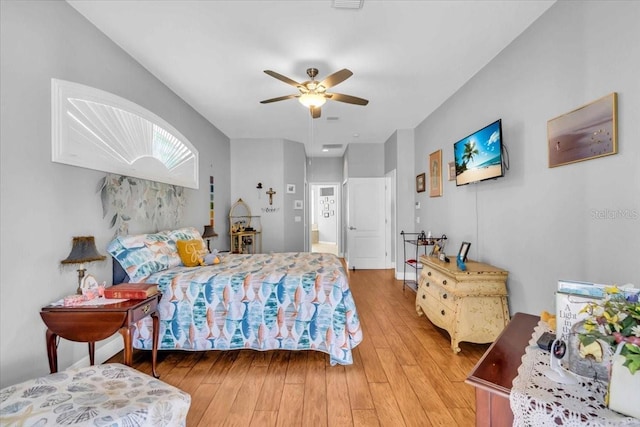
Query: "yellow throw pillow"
176 239 206 267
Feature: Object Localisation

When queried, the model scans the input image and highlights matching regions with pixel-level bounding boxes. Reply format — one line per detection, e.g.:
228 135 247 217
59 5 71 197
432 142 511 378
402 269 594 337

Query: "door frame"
385 169 396 269
308 182 341 256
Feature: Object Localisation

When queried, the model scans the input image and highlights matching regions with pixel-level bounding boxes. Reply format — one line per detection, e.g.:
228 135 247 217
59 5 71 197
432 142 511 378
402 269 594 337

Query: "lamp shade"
202 225 218 239
61 236 106 264
299 93 326 108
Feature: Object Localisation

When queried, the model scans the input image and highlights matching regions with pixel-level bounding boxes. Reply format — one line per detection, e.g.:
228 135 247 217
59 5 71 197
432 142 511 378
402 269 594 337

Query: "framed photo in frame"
430 243 441 257
448 161 456 181
429 149 443 197
458 242 471 262
547 92 617 168
416 173 426 193
286 184 296 194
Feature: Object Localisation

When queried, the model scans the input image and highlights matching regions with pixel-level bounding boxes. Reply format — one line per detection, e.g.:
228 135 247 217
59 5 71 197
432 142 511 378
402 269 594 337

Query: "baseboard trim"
396 271 417 281
69 337 123 370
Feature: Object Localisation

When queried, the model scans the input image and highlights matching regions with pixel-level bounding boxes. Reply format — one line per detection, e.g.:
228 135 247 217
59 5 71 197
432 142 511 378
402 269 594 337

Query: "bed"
107 228 362 366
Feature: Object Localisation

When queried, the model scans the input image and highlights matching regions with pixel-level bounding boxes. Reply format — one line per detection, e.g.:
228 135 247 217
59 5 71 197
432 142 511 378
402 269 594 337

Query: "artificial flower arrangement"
579 286 640 374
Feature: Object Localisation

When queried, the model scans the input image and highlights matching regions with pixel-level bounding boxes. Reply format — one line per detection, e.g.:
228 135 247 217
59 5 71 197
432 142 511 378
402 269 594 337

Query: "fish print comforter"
132 252 362 365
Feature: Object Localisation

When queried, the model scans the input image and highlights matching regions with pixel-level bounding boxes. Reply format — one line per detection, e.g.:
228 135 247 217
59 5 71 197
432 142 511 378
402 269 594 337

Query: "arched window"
52 79 199 189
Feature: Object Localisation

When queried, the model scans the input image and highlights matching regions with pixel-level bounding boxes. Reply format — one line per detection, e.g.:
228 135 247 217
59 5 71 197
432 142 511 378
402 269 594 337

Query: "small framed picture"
429 149 443 197
294 200 303 210
286 184 296 194
430 244 441 257
416 173 426 193
448 161 456 181
458 242 471 262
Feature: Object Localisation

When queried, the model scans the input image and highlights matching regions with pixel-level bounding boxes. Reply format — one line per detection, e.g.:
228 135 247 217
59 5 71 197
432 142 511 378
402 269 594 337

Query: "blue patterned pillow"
167 227 205 244
107 231 181 282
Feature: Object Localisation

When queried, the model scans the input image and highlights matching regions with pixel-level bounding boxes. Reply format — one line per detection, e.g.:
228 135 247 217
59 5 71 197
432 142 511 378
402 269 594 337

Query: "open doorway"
309 183 339 256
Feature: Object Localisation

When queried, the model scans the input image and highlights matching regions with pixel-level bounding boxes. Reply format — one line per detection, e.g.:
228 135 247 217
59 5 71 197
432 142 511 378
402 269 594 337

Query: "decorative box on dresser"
416 255 510 353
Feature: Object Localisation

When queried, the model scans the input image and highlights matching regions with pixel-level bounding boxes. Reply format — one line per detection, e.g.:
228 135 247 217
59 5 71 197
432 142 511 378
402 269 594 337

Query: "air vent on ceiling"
322 144 343 151
326 116 340 121
332 0 363 9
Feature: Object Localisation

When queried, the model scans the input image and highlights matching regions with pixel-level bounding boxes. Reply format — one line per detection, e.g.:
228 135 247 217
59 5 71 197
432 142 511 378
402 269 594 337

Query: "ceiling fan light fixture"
299 93 326 108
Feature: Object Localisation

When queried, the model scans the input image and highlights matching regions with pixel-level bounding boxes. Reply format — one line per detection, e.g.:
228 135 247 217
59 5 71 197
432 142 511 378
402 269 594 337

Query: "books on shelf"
104 283 158 299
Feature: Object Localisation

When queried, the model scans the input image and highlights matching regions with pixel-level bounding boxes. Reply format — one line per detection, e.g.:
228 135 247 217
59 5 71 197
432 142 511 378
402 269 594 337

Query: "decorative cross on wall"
266 187 276 205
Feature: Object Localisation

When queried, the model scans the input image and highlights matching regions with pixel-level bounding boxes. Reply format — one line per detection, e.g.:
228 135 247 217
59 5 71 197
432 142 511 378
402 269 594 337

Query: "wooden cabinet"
416 255 509 353
229 198 262 254
465 313 540 427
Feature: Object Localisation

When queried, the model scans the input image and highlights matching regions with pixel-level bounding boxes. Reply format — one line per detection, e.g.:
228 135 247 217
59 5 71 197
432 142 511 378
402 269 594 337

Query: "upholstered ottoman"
0 363 191 426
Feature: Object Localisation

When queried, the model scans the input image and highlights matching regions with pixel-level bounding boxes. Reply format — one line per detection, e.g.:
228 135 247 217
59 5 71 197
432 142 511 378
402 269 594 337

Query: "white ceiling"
67 0 555 157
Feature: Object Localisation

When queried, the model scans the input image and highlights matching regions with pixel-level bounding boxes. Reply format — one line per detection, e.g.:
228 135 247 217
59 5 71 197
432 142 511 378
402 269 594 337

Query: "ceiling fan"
260 68 369 119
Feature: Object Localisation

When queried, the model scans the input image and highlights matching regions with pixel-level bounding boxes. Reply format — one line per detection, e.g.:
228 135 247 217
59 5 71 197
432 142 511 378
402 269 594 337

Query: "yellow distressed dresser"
416 255 509 353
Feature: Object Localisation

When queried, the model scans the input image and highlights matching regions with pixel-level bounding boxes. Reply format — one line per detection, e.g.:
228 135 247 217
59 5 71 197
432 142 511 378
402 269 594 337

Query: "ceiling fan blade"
264 70 301 88
310 106 321 119
319 69 353 89
327 92 369 106
260 94 298 104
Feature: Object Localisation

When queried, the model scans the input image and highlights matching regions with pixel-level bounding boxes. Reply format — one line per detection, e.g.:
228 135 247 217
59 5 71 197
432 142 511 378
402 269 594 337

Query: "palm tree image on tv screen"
454 119 504 186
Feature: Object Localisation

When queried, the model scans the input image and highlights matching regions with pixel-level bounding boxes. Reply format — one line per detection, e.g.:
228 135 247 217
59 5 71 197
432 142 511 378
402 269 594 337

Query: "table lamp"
202 225 218 252
61 236 106 294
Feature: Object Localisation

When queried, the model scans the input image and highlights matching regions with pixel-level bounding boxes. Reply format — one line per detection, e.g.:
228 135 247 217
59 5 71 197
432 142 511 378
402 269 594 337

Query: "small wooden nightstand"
40 294 160 378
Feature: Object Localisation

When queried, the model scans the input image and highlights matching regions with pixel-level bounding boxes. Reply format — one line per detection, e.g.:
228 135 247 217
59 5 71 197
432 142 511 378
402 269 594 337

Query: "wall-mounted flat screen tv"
454 119 504 186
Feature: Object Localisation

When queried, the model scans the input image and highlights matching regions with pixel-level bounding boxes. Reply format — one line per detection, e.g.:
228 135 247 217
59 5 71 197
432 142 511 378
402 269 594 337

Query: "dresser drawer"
421 277 455 310
436 287 456 311
129 298 158 323
417 282 435 310
422 267 455 289
423 299 455 331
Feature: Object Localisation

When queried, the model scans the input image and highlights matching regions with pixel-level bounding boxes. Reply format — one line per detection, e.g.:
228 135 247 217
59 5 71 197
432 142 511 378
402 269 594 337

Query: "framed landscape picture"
547 93 617 168
429 149 442 197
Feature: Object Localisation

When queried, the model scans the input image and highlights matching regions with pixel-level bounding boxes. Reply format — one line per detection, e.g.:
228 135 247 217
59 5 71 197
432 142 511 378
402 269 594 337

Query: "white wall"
307 157 343 183
344 143 386 178
0 1 231 387
282 140 306 252
230 138 306 253
414 1 640 316
386 129 417 278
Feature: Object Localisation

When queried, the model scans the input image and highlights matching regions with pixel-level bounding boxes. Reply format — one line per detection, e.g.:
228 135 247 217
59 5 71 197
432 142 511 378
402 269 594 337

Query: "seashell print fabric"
133 252 363 365
0 364 191 426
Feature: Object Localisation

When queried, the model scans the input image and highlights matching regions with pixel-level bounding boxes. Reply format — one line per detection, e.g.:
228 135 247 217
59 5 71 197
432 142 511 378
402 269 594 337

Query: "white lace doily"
509 321 640 427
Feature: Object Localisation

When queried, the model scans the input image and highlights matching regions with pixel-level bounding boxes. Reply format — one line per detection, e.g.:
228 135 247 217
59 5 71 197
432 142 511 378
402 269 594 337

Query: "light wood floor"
108 267 489 426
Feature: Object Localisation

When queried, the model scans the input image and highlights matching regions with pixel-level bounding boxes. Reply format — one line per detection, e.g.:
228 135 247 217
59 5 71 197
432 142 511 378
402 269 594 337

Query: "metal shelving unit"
400 231 447 292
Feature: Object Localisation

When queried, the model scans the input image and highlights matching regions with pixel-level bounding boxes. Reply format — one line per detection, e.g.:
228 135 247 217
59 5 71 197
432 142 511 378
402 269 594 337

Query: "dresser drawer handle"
442 293 447 299
422 294 426 300
440 309 445 316
142 304 150 314
426 282 430 287
442 280 447 285
427 271 432 277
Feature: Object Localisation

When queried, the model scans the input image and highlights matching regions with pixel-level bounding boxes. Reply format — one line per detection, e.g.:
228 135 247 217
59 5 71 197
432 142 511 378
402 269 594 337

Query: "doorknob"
349 226 357 230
